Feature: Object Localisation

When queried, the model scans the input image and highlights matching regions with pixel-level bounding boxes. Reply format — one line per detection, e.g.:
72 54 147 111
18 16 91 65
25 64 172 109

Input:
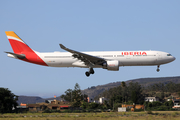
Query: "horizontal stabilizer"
5 52 26 59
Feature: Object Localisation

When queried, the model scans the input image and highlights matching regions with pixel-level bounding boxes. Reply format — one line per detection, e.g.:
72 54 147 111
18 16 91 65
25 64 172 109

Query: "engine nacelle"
103 60 119 71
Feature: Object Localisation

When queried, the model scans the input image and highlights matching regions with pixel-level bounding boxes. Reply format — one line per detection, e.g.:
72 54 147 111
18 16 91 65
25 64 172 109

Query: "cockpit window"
167 54 172 56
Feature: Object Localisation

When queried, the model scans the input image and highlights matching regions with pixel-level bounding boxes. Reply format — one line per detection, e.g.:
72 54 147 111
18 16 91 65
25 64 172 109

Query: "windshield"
167 54 172 56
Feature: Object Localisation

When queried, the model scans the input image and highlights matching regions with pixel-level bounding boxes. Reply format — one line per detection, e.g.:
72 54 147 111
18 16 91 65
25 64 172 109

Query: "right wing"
59 44 105 66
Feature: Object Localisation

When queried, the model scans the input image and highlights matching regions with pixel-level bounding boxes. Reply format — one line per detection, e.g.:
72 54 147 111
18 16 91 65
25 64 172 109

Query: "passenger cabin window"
167 54 172 56
103 55 113 57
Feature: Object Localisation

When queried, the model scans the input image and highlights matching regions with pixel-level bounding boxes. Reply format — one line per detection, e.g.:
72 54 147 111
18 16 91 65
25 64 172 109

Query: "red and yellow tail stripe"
5 31 25 44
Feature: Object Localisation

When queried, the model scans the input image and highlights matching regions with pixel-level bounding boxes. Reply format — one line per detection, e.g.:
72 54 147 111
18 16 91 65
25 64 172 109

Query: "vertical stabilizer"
5 31 33 54
5 31 48 66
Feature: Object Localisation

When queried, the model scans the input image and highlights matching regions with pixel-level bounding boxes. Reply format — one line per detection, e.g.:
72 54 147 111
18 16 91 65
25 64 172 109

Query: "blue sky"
0 0 179 98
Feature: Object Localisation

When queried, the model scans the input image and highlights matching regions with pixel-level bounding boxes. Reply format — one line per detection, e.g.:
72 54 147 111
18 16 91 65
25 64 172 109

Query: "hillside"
82 76 180 99
18 76 180 104
17 96 45 105
125 76 180 86
17 96 62 105
81 82 122 99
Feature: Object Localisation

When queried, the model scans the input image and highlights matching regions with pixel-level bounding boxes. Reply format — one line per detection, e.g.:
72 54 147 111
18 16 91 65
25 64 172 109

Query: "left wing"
59 44 105 66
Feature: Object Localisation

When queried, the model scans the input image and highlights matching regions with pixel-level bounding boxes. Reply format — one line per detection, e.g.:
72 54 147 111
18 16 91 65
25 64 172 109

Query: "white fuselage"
36 51 175 68
5 31 176 77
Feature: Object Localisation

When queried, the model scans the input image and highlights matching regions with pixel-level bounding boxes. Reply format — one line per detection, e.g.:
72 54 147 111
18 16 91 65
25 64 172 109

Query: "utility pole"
113 100 114 111
71 91 72 103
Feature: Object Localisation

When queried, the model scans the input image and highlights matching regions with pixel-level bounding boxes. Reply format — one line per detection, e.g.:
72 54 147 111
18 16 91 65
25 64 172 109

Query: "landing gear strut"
157 65 160 72
85 67 95 77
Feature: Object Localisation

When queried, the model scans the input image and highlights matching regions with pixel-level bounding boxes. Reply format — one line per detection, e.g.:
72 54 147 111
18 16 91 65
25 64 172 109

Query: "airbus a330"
5 31 175 77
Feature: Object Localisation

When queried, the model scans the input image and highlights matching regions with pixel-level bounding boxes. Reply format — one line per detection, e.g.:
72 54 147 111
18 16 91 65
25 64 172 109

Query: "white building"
145 97 159 102
173 99 180 109
118 107 126 112
99 97 107 104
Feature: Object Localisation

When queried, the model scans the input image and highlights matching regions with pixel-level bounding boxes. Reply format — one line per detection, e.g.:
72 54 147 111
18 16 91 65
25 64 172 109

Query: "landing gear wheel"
85 67 95 77
85 72 90 77
156 65 160 72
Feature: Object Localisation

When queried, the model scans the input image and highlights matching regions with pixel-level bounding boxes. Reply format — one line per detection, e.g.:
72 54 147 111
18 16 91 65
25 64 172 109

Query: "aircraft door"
156 52 162 64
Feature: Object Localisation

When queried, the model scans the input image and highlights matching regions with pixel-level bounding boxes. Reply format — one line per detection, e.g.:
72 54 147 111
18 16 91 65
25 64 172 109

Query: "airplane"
5 31 176 77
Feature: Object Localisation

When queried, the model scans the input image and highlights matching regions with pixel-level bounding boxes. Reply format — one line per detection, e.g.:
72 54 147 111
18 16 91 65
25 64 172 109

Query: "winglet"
59 44 75 53
59 44 79 55
59 44 66 49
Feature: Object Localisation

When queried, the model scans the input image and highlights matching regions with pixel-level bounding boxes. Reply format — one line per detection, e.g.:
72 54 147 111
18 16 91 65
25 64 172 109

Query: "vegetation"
17 76 180 105
144 82 180 100
94 81 180 111
144 101 174 111
82 76 180 100
2 77 180 114
96 82 144 106
1 111 180 120
59 81 180 111
61 83 88 107
0 88 18 113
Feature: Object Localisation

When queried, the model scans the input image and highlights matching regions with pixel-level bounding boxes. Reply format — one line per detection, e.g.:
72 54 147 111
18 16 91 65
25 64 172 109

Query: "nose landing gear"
157 65 160 72
85 67 95 77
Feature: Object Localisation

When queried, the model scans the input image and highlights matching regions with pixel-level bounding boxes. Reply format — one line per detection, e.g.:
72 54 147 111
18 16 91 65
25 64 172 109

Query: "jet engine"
103 60 119 71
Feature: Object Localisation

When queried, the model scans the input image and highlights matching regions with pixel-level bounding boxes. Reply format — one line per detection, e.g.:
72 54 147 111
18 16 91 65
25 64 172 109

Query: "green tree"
164 100 173 107
80 101 89 109
121 81 126 88
127 82 143 104
0 88 18 113
87 102 99 109
61 83 88 108
61 89 73 102
131 90 137 103
152 101 162 106
160 92 165 100
148 102 152 108
121 81 127 103
104 100 110 109
71 83 82 107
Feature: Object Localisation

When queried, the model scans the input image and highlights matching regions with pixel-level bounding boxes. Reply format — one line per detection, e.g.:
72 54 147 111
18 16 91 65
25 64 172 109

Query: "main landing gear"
85 67 95 77
157 65 160 72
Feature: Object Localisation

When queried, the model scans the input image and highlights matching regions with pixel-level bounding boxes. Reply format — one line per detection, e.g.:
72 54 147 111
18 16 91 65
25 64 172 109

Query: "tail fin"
5 31 48 66
5 31 33 54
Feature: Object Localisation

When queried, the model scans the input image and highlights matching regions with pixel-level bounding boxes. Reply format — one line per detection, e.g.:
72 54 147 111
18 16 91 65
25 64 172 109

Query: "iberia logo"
122 52 147 55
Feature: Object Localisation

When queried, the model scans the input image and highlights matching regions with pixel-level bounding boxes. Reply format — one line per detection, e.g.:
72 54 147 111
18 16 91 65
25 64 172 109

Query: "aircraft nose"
172 56 176 61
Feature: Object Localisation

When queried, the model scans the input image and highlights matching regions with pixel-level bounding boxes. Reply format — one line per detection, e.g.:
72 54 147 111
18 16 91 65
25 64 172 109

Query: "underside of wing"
59 44 105 66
